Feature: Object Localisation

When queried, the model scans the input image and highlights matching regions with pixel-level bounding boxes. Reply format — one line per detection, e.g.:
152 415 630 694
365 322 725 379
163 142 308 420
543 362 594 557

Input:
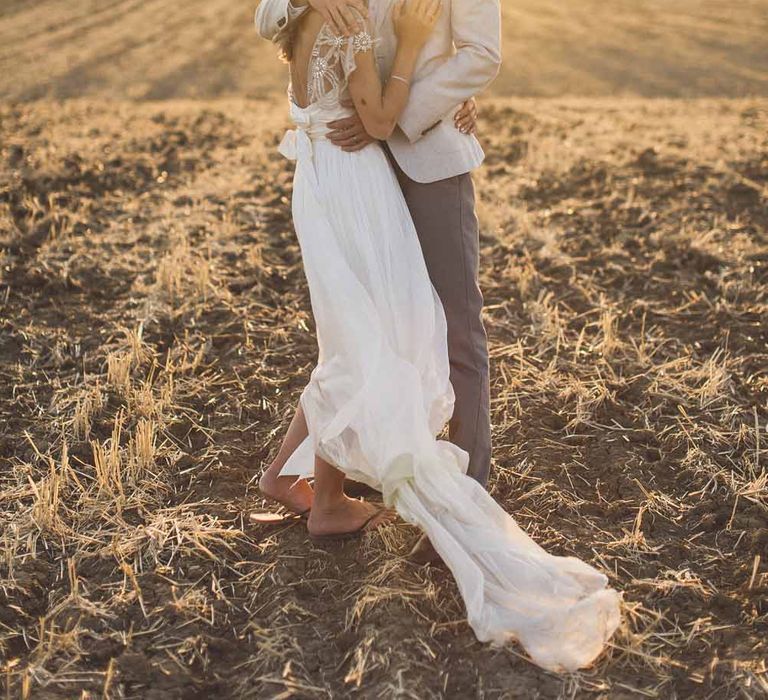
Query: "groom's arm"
398 0 501 142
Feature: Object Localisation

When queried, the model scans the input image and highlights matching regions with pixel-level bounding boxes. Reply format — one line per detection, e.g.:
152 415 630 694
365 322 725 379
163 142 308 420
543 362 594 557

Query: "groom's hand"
328 105 378 152
308 0 368 36
454 98 478 135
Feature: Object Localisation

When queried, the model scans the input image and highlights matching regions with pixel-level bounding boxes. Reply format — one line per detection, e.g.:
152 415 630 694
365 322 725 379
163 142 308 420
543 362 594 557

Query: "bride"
256 0 621 672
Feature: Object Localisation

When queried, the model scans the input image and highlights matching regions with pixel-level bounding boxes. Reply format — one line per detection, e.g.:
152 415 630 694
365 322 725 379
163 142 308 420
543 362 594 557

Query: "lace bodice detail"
293 13 379 107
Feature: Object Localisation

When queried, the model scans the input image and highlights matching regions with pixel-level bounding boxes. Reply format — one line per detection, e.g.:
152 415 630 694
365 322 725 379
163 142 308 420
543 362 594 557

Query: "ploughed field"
1 97 767 698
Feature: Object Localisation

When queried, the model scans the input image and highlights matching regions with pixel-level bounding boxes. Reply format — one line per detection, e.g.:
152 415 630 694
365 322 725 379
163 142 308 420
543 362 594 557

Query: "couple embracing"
253 0 621 671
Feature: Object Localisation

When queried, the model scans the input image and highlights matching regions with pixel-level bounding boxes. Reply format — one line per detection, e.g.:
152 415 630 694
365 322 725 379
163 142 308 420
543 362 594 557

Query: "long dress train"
276 19 621 672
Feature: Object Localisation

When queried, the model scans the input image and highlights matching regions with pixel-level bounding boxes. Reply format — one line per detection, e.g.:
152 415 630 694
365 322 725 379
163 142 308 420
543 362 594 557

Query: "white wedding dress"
276 19 621 672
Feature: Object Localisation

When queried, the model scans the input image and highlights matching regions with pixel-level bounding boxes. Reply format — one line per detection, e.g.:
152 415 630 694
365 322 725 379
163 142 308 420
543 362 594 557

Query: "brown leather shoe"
408 534 444 567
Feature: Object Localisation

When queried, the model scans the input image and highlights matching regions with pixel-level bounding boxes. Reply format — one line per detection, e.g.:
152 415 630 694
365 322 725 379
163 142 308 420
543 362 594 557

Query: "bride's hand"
393 0 441 48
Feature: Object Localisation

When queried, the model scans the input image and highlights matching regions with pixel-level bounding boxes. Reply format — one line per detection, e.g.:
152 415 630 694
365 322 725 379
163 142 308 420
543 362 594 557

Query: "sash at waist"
279 102 354 162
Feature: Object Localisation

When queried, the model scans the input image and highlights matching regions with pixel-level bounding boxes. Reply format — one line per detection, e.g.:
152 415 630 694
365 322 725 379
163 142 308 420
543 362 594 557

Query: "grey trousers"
386 149 492 486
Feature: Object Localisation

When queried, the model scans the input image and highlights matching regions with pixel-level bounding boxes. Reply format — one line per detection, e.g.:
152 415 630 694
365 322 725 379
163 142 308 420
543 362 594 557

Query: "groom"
255 0 501 562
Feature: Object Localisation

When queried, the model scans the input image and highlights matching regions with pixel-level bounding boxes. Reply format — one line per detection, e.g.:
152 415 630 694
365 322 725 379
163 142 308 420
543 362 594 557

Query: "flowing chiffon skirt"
277 101 621 672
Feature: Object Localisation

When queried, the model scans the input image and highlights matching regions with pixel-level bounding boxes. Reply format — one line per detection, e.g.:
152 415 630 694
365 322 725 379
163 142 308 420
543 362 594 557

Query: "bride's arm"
346 0 441 141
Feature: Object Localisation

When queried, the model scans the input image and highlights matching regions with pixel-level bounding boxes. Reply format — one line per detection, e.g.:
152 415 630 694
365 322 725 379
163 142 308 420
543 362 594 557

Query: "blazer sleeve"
254 0 307 41
397 0 501 143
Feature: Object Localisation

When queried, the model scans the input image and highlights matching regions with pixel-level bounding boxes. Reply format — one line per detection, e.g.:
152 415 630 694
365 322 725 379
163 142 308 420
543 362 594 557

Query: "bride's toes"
370 508 397 528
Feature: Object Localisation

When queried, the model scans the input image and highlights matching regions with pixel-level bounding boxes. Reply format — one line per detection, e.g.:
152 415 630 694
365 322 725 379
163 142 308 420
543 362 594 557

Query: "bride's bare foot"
258 462 314 515
307 496 394 538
